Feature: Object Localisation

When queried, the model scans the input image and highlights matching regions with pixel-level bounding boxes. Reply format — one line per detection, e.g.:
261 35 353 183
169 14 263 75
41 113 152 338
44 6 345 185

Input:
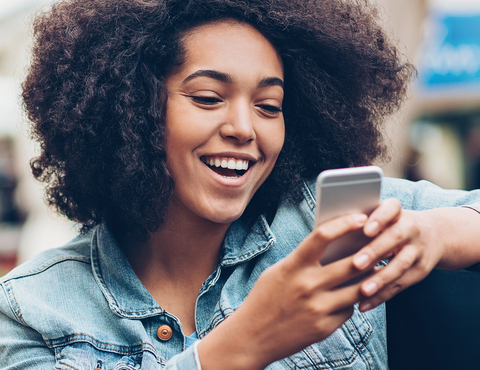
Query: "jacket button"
157 324 173 341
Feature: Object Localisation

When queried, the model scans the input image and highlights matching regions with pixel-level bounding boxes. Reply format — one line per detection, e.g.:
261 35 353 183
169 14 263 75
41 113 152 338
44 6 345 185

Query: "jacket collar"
91 215 274 319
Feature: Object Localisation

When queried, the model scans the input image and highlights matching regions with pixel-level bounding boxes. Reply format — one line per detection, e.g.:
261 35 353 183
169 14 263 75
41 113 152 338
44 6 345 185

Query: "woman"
2 0 480 369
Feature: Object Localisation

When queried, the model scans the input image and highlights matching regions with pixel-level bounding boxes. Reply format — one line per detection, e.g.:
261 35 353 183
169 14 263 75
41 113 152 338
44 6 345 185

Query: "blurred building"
0 1 77 275
409 0 480 190
374 0 429 178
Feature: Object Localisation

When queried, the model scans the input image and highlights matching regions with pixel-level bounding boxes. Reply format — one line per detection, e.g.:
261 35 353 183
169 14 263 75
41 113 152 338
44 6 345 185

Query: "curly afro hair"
22 0 415 241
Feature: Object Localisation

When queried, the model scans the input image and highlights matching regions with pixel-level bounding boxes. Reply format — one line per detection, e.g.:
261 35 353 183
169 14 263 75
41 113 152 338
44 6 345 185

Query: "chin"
203 207 247 224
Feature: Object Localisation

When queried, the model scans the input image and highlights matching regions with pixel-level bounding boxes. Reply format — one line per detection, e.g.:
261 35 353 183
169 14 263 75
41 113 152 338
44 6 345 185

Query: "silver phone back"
315 166 382 265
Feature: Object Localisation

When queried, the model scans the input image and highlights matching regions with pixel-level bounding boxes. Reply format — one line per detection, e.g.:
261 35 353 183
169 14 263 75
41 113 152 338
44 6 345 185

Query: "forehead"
177 20 284 79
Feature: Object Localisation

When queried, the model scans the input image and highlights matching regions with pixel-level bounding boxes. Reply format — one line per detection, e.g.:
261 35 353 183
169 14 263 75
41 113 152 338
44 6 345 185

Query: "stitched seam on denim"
302 180 316 214
258 214 275 241
90 235 163 318
112 362 139 370
45 334 160 360
303 346 322 367
220 216 274 266
200 306 234 337
349 312 373 345
54 363 78 370
282 318 374 369
203 306 233 335
91 231 120 315
0 256 90 283
283 347 361 369
283 341 363 369
279 358 296 369
348 313 375 369
344 319 373 365
220 239 274 266
91 230 170 318
2 280 28 326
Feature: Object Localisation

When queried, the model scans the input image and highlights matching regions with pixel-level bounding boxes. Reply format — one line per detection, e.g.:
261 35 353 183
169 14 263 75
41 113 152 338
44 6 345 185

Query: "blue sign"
419 14 480 91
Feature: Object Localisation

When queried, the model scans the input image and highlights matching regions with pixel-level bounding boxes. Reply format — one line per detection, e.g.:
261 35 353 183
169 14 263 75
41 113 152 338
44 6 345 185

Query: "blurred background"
0 0 480 275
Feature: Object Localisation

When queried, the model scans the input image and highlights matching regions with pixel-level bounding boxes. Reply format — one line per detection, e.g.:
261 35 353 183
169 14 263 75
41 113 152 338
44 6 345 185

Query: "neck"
126 206 231 287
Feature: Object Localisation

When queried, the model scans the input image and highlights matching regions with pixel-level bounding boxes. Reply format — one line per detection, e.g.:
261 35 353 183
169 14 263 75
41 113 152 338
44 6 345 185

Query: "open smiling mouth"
201 157 251 178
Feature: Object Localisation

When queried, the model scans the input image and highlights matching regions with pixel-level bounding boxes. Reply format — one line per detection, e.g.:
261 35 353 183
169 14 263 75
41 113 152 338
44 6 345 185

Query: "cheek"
266 123 285 159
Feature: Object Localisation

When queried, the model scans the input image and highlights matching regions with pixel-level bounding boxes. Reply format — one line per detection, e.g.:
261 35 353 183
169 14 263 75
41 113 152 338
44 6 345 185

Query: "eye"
190 96 222 105
257 104 282 117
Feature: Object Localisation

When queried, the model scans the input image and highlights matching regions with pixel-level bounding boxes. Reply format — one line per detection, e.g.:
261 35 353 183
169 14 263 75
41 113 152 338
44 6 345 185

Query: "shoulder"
382 177 480 210
0 230 109 340
1 232 91 284
0 232 93 325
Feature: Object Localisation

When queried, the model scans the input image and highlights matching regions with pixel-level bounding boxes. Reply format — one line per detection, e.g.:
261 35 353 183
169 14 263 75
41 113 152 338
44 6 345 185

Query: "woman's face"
164 21 285 225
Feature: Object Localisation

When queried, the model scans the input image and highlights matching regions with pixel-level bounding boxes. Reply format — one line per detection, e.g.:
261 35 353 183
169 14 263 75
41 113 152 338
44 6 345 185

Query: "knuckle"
298 279 317 296
415 259 433 277
385 197 401 209
389 225 405 242
371 281 404 305
392 199 402 211
312 227 329 243
312 319 326 334
388 281 405 296
396 253 415 272
410 221 421 238
310 303 326 317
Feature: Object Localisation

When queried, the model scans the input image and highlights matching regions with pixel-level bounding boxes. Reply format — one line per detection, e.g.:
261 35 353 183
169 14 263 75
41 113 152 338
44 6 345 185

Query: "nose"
219 100 255 144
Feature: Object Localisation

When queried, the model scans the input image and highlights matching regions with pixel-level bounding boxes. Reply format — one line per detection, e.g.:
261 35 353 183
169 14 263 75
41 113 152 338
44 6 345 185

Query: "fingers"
363 198 402 237
294 213 367 264
327 278 365 311
357 245 429 312
353 206 418 271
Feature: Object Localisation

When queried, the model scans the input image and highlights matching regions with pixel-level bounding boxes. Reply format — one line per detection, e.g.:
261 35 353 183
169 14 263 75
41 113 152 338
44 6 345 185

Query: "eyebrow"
182 69 284 90
258 77 284 90
182 70 233 84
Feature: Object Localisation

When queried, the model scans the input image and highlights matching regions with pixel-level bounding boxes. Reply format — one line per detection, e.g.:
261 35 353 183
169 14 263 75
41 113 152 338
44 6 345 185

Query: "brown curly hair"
22 0 415 241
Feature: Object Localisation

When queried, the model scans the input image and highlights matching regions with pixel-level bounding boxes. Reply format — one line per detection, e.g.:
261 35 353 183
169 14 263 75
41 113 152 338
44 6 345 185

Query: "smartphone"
315 166 383 266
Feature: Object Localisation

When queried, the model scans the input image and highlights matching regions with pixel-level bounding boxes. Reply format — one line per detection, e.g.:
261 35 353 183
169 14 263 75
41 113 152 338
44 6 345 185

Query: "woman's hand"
198 213 371 370
353 199 480 312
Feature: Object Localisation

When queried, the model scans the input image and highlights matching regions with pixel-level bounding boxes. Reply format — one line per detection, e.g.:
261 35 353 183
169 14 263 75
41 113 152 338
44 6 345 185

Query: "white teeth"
204 157 250 171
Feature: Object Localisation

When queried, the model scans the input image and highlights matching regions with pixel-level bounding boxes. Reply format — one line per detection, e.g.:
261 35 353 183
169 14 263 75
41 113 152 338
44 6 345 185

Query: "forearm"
197 310 267 370
422 206 480 270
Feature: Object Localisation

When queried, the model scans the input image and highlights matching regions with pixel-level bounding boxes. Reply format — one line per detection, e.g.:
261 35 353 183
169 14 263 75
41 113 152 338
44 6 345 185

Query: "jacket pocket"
54 342 160 370
267 309 375 370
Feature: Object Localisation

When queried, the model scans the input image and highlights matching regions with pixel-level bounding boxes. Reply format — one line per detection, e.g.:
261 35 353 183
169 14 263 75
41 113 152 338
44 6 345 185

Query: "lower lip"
202 162 253 188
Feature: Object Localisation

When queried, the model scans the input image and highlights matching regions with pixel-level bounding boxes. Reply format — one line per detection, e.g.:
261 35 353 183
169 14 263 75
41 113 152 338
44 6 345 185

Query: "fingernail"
364 221 379 236
354 254 370 269
353 214 368 224
363 281 378 296
360 302 373 312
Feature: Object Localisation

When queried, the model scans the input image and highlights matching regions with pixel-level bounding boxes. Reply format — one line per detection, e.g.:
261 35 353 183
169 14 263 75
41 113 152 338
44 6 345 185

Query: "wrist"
197 312 270 370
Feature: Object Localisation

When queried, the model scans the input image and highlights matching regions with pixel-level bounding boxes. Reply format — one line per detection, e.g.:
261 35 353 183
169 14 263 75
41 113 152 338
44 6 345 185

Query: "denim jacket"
1 178 480 370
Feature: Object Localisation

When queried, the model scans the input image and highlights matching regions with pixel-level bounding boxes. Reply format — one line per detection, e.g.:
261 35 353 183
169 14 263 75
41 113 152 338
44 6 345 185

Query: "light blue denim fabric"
1 177 480 369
